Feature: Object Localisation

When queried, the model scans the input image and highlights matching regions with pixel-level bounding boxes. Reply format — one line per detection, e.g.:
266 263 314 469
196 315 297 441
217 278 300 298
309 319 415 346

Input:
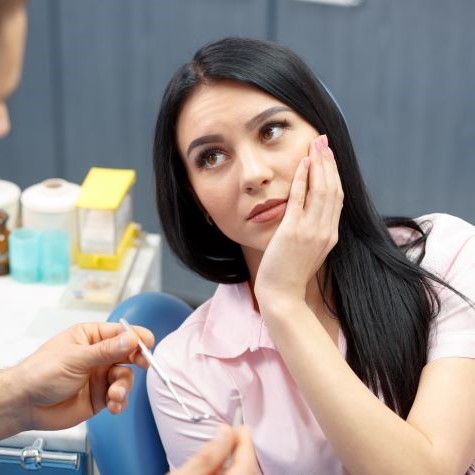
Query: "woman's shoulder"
390 213 475 274
419 214 475 362
154 282 249 360
155 297 212 357
390 212 475 239
416 213 475 275
147 286 243 413
416 212 475 237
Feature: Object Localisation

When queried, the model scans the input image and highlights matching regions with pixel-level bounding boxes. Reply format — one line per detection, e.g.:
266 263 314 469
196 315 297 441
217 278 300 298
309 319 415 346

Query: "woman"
147 37 475 474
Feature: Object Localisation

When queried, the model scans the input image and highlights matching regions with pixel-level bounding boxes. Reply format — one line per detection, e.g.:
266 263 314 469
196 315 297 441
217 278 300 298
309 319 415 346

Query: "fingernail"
119 332 132 351
117 385 126 400
320 134 328 148
303 156 310 169
324 147 335 161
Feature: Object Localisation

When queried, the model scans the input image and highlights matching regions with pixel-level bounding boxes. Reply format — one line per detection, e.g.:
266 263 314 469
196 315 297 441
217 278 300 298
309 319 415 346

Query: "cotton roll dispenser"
20 178 81 260
75 167 137 271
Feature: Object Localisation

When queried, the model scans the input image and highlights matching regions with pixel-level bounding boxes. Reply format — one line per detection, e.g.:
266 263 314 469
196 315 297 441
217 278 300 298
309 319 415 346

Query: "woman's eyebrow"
244 106 292 131
186 134 224 157
185 106 291 158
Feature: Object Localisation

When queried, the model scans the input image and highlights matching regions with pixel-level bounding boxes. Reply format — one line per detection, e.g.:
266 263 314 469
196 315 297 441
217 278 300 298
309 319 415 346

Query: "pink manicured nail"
320 134 328 147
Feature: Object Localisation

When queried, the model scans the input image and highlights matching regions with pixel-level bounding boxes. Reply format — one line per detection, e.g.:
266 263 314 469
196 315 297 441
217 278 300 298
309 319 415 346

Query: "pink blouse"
147 214 475 474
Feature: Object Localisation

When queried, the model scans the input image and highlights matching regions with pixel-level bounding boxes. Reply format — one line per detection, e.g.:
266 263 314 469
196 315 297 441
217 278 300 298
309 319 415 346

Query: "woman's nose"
238 148 274 194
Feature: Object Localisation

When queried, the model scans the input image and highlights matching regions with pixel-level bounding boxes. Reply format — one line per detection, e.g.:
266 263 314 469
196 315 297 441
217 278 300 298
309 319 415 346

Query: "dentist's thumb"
82 331 140 368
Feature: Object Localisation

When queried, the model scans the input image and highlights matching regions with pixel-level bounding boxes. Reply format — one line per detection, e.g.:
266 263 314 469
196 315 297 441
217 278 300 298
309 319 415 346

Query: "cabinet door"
275 0 475 221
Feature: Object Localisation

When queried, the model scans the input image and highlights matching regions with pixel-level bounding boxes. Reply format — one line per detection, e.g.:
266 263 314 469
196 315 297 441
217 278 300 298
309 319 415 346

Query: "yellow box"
76 168 137 270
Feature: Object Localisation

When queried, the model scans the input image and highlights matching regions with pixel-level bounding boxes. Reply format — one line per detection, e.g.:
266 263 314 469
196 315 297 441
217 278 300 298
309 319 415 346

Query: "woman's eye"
260 121 289 142
196 149 226 169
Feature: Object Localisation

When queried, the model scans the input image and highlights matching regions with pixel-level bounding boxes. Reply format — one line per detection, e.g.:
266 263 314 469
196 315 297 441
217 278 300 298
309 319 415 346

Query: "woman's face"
176 80 318 256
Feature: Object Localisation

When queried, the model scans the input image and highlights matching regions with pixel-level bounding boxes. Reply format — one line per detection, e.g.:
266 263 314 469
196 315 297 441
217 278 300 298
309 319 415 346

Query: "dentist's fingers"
78 322 154 369
226 425 261 474
171 425 236 475
105 365 134 414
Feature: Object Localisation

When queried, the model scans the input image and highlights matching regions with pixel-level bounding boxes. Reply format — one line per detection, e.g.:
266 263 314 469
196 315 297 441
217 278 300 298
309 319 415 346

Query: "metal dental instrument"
119 317 210 423
231 405 243 428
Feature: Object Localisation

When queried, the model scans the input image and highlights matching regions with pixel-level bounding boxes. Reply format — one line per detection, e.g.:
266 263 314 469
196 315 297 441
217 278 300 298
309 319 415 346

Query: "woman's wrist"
258 296 310 326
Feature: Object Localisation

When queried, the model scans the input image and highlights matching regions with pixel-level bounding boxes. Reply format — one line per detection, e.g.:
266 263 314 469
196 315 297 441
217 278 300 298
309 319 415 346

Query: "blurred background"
1 0 474 306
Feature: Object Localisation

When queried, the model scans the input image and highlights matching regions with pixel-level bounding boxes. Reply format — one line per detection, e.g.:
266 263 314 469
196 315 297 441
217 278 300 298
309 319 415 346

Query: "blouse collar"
196 282 277 358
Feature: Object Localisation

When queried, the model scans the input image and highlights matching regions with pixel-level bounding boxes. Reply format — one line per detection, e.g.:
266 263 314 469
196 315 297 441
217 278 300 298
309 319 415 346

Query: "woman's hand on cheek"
254 134 344 314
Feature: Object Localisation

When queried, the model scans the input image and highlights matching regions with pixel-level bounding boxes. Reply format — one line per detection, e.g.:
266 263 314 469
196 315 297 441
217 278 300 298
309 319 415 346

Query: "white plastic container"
21 179 81 258
0 179 21 231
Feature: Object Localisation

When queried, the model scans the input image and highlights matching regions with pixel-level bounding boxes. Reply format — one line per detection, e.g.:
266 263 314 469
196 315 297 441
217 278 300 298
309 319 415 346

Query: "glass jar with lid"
0 209 10 275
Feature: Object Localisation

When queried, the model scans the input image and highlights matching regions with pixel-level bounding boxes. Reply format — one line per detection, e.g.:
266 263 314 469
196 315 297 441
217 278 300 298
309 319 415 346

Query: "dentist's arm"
0 322 154 439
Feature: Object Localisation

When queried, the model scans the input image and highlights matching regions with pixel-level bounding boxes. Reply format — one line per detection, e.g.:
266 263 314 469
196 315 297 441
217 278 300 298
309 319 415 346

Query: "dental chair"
86 292 193 475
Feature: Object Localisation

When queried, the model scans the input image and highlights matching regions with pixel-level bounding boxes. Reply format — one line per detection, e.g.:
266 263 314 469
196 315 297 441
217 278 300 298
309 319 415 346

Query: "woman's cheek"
285 150 308 180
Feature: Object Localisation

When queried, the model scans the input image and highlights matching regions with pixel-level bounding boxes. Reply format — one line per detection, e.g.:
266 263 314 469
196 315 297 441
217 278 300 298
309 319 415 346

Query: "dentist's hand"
11 322 154 432
171 425 260 475
255 134 343 313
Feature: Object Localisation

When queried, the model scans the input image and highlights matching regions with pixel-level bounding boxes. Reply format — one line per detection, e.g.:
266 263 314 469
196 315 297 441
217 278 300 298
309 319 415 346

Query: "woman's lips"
248 200 287 223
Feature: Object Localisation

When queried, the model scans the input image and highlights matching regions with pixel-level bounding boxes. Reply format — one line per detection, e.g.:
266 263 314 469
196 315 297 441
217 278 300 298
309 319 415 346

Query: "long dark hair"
153 37 463 418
